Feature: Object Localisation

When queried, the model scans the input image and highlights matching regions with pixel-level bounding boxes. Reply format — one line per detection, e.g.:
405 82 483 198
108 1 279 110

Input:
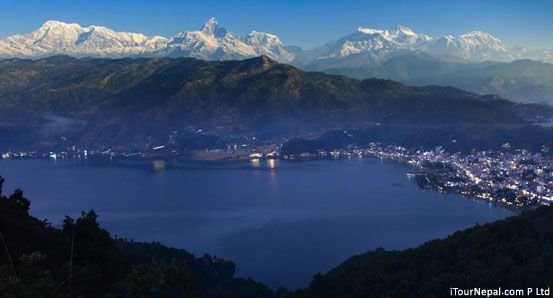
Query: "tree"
107 260 198 298
0 176 5 197
0 252 57 298
61 210 124 297
7 189 30 216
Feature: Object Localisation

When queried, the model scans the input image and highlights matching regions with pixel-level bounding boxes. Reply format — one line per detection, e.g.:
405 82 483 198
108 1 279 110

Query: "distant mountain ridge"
321 54 553 104
296 27 513 70
1 19 552 64
3 18 553 105
0 18 296 62
296 24 553 67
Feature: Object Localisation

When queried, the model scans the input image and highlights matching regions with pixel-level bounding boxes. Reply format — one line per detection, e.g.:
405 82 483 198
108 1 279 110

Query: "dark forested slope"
291 207 553 298
0 56 549 151
0 177 275 298
2 176 553 297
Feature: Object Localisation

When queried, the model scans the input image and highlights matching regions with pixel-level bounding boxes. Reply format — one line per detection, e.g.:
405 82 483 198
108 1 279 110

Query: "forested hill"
289 207 553 298
0 55 523 126
0 55 550 150
0 177 276 298
2 175 553 297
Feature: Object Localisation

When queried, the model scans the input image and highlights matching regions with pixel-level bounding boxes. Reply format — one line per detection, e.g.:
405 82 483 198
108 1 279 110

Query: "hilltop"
1 55 550 151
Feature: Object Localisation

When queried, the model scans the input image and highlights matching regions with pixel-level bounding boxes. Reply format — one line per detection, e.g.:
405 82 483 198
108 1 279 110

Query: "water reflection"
250 158 260 168
0 158 514 289
153 160 166 172
267 159 276 169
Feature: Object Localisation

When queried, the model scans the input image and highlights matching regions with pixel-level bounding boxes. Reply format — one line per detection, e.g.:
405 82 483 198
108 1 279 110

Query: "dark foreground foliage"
290 207 553 298
0 177 277 298
2 175 552 298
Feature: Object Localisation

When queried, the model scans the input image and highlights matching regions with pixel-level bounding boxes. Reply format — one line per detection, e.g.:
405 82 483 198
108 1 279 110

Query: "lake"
0 158 514 289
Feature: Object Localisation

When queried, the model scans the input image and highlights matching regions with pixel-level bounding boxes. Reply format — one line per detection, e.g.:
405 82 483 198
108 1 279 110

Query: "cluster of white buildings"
364 144 553 208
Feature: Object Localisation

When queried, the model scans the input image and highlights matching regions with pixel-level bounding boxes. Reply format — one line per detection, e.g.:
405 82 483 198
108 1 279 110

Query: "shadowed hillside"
2 176 553 297
1 56 550 151
290 207 553 298
0 177 277 298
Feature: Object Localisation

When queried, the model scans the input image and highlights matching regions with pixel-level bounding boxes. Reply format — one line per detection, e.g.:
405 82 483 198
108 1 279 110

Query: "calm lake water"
0 158 513 289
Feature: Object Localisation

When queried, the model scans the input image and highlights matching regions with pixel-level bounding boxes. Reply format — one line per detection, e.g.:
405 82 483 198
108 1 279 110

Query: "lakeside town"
284 143 553 209
2 141 553 210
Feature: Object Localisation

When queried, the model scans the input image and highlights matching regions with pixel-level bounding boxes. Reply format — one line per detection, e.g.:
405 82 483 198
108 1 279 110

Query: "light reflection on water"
250 158 260 167
153 160 166 172
0 158 514 289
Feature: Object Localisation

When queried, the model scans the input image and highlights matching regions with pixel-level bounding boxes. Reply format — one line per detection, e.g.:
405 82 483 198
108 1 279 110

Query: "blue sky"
1 0 552 49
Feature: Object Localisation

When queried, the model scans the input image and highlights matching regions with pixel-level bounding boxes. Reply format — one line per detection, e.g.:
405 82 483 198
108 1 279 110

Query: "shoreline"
0 153 528 212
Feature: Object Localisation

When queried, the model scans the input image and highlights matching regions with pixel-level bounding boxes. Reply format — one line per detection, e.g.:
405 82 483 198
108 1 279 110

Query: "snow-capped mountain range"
0 17 296 62
0 18 552 65
297 25 548 69
0 20 167 58
426 31 510 61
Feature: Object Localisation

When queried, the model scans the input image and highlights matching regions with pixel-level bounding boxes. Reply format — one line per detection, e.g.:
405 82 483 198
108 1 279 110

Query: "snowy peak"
161 18 256 60
29 20 85 49
199 17 228 37
426 31 510 61
243 31 294 62
355 24 428 41
510 45 553 64
0 20 168 57
357 27 388 35
316 24 432 60
201 17 219 31
245 31 283 47
304 24 520 65
157 17 295 62
394 25 416 36
393 25 432 45
38 20 82 33
458 31 506 51
0 18 295 62
1 20 552 65
461 31 501 40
